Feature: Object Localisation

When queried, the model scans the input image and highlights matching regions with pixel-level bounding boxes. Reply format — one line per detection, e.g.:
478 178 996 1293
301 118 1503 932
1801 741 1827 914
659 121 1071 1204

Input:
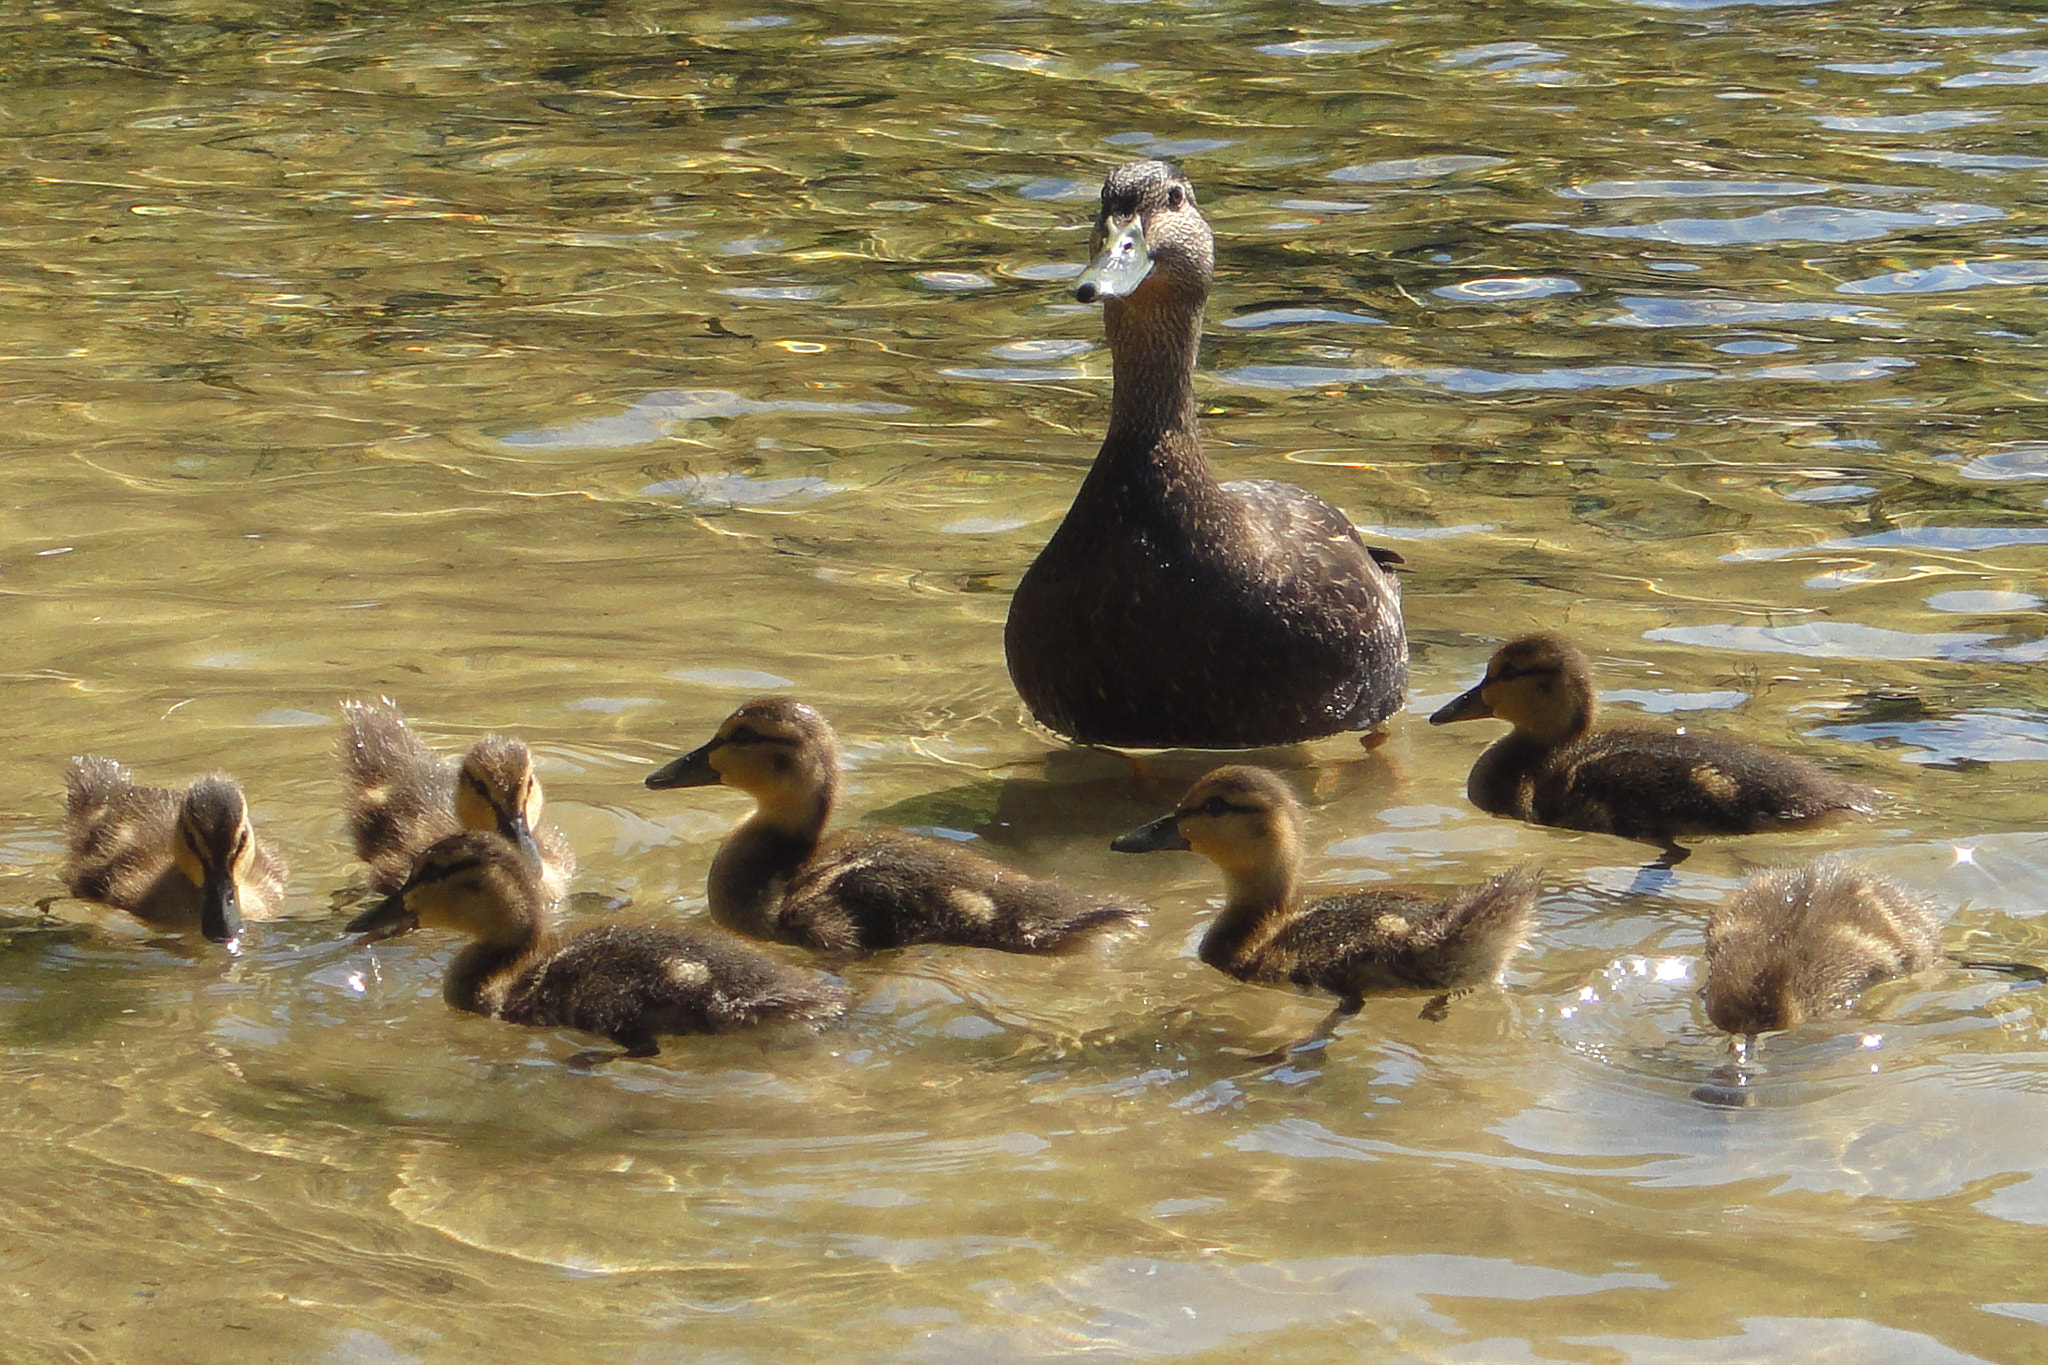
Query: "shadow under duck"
1704 858 1940 1042
348 830 846 1061
1430 633 1878 864
645 698 1144 953
63 755 286 943
1114 765 1537 1049
339 698 574 899
1004 160 1407 750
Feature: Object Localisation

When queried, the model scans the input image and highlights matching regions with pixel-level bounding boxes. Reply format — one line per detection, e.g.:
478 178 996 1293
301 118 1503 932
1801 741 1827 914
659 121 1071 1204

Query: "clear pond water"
2 1 2047 1361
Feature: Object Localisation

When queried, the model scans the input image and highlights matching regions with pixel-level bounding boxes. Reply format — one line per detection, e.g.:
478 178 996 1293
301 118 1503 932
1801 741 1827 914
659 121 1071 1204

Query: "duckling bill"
339 698 574 899
348 831 845 1059
1430 633 1878 863
62 756 286 943
1114 765 1537 1050
1004 159 1407 749
646 698 1143 954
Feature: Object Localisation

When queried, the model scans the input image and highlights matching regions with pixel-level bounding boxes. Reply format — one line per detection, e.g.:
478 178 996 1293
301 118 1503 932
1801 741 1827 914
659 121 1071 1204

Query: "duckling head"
347 830 539 948
172 777 258 943
454 735 547 874
1703 960 1802 1038
1075 160 1214 309
644 698 838 830
1113 765 1303 900
1429 632 1597 746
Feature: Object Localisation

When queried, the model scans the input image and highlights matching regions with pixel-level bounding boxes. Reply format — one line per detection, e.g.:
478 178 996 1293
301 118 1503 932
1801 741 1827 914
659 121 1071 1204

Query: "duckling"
644 698 1143 953
1429 633 1878 863
1704 859 1940 1040
347 831 847 1059
1004 159 1407 749
1113 765 1537 1048
338 698 574 899
62 755 287 943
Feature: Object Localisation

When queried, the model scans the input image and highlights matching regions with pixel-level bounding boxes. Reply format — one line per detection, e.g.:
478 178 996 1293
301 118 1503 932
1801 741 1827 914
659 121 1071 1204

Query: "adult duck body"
1005 161 1407 750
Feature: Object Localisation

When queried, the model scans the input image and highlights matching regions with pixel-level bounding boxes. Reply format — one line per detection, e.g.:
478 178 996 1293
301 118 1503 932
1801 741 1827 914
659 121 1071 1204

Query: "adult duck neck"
1100 286 1207 457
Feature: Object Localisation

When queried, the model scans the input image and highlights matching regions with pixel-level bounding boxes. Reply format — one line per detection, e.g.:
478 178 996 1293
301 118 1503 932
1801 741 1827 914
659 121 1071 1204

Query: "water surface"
3 1 2047 1361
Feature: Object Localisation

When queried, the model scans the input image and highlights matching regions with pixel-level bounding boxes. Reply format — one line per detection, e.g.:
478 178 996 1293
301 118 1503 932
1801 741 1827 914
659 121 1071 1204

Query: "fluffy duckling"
1004 159 1407 749
339 698 574 899
347 831 847 1059
1113 765 1537 1044
1704 859 1940 1040
645 698 1143 953
62 756 287 943
1430 633 1878 863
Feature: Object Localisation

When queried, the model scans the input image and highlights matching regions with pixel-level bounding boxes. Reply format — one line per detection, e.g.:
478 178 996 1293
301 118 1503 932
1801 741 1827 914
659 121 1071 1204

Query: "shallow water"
3 0 2048 1360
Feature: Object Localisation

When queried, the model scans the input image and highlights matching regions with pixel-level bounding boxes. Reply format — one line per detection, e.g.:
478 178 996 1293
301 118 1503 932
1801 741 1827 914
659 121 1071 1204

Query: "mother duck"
1005 160 1407 750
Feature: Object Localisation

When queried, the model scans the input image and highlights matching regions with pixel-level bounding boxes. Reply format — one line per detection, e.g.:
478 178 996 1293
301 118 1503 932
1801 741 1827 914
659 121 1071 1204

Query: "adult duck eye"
1166 186 1185 210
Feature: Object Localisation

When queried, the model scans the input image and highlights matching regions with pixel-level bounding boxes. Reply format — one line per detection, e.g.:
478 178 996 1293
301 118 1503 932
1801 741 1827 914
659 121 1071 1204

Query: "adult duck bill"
1110 812 1190 853
1074 219 1153 303
645 742 719 790
1429 685 1494 725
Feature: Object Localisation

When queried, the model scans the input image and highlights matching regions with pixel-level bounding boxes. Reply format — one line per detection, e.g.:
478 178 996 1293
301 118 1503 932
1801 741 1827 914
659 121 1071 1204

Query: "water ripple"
1812 710 2048 767
1646 622 2048 664
1558 202 2003 246
1839 260 2048 295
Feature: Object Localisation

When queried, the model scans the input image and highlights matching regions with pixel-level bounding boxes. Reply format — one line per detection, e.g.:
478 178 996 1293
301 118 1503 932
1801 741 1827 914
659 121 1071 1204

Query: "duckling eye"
725 725 763 747
1197 795 1232 818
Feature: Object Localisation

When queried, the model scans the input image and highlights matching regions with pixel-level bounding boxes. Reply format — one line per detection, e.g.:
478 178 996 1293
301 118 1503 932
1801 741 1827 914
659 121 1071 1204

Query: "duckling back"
1223 865 1539 996
340 699 458 894
502 924 849 1051
777 831 1143 954
64 756 179 911
1500 728 1878 843
1704 859 1941 1036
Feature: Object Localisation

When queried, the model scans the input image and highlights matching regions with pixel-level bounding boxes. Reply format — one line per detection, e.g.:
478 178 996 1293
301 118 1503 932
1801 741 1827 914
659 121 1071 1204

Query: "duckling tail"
1433 864 1541 983
1031 898 1148 955
64 755 130 819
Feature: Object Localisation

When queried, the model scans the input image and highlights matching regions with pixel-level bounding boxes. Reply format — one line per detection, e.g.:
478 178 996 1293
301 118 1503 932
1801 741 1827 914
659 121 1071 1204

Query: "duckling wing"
338 700 459 892
1538 731 1877 840
502 925 847 1046
780 832 1141 954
